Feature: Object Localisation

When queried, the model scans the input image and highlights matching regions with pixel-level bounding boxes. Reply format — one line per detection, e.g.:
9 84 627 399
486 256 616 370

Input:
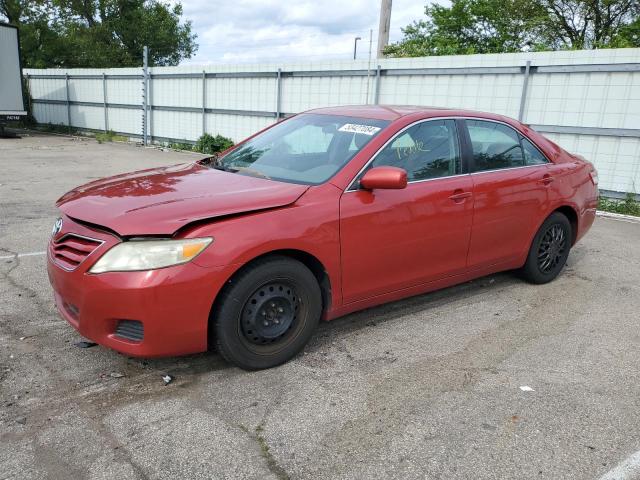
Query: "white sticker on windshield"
338 123 381 136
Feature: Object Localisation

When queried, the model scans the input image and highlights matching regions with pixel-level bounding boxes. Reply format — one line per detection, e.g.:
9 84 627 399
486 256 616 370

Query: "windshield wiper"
200 154 233 172
212 164 234 172
200 156 269 179
234 166 271 180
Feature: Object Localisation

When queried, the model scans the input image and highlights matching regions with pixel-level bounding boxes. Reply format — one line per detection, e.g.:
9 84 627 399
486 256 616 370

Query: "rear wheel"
212 256 322 370
521 212 572 284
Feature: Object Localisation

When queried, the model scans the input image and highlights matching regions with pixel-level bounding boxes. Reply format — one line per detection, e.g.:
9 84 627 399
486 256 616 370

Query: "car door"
463 119 552 269
339 118 474 304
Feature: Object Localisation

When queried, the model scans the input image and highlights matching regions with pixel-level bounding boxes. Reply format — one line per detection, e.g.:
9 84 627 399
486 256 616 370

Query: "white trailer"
0 23 27 134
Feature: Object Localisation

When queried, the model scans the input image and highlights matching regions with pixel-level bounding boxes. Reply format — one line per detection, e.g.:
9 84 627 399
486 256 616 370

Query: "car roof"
306 104 513 123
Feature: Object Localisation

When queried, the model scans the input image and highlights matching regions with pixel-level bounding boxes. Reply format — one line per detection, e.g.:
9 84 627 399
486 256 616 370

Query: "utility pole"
377 0 392 58
353 36 362 60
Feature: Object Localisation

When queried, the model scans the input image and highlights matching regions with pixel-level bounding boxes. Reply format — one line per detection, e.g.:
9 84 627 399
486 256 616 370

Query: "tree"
384 0 640 57
0 0 197 68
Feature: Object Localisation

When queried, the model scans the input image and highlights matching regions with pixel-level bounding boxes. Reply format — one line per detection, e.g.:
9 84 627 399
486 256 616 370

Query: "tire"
212 255 322 370
521 212 572 284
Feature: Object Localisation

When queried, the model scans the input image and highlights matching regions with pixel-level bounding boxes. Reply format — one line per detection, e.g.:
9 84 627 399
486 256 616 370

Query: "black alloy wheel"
537 224 567 274
521 212 572 284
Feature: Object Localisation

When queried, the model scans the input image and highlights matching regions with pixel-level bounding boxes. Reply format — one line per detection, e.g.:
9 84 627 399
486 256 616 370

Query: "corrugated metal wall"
24 48 640 194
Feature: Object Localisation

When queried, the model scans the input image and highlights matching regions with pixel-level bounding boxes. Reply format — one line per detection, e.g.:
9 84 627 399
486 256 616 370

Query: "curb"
596 210 640 223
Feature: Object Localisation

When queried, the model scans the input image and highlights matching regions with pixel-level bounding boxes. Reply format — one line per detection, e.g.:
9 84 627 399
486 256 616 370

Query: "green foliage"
0 0 197 68
95 130 127 143
385 0 546 57
385 0 640 57
194 133 234 155
168 142 194 151
598 193 640 217
612 16 640 47
167 135 234 154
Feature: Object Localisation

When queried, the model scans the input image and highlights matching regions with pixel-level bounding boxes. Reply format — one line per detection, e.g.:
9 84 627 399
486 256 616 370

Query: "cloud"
178 0 434 64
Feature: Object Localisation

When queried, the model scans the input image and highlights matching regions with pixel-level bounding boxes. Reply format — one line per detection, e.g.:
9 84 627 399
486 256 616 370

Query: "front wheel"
212 256 322 370
521 212 572 284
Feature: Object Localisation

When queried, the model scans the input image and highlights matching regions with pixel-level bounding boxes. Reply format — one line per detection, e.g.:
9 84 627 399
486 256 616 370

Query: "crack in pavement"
254 422 290 480
187 381 292 480
235 420 290 480
0 253 156 479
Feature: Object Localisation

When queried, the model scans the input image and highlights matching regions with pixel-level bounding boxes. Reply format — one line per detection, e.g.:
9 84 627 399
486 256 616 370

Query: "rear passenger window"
467 120 524 171
521 137 549 165
371 119 461 181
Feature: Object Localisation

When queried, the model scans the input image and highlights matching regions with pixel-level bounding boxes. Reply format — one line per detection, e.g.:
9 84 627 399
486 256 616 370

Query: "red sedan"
47 106 598 369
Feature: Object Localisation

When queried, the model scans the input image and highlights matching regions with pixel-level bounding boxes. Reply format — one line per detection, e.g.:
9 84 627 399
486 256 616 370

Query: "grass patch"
35 123 80 135
95 130 128 143
598 192 640 217
168 142 195 151
27 124 233 154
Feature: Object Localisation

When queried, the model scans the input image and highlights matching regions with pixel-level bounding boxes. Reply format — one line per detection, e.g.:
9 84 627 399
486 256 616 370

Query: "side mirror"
360 166 408 190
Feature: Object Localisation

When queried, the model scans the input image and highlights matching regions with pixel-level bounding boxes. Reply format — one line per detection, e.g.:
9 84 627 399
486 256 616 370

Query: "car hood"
56 162 309 236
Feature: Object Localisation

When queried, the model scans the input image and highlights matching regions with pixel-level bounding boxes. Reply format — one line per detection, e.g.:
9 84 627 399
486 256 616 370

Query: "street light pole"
353 36 362 60
365 29 373 104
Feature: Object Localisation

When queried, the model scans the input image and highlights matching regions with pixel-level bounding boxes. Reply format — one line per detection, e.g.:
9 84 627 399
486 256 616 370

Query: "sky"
179 0 432 64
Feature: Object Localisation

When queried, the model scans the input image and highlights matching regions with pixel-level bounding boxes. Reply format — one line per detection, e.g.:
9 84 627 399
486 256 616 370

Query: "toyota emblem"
51 217 63 237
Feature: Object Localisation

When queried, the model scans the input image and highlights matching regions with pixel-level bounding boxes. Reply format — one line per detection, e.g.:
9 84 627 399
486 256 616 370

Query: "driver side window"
371 119 461 181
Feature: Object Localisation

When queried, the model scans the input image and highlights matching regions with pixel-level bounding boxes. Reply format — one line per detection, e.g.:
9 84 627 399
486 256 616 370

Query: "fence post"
25 73 31 120
374 65 381 105
102 73 108 132
202 70 206 135
65 73 71 131
276 68 282 121
518 60 531 122
148 71 153 142
142 46 148 145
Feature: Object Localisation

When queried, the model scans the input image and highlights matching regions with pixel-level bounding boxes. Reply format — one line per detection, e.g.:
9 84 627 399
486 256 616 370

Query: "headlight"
89 237 213 273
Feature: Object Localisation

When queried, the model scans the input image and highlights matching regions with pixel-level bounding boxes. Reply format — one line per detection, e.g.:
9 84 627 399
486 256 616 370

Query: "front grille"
114 320 144 342
52 234 102 271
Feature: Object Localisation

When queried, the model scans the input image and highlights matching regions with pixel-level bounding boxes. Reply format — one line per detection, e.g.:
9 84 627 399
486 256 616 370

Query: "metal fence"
24 48 640 195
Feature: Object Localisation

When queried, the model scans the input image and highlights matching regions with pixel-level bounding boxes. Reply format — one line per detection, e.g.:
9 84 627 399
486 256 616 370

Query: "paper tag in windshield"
338 124 381 136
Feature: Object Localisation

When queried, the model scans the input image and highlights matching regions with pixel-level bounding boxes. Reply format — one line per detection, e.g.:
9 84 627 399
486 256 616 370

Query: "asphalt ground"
1 132 640 480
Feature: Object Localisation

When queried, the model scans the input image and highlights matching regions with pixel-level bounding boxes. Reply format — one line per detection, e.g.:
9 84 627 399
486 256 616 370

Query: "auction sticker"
338 124 381 136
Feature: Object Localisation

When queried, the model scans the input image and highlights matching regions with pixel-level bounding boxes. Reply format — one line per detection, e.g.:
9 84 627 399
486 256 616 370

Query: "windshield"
209 114 390 185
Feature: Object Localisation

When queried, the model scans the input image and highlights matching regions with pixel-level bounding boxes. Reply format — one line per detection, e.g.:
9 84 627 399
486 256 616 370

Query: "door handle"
449 190 472 203
539 174 554 186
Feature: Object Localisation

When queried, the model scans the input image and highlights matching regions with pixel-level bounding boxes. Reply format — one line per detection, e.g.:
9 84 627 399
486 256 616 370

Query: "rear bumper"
576 206 597 244
47 218 232 357
576 185 598 244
